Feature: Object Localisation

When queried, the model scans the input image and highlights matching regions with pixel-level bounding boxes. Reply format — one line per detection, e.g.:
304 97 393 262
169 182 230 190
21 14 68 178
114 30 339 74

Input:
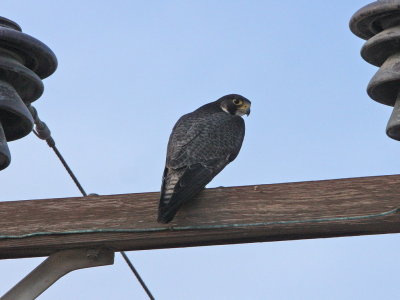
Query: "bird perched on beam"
158 94 251 223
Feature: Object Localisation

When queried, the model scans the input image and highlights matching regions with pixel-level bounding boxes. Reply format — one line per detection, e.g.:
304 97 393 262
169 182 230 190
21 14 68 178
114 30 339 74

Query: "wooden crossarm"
1 174 400 259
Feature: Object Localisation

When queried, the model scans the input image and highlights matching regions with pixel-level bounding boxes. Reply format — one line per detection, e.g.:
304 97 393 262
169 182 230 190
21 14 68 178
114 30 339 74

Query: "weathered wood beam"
1 174 400 259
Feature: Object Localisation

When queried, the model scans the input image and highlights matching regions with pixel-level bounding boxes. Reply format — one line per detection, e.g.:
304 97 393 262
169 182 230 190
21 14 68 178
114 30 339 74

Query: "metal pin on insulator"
350 0 400 140
28 105 51 140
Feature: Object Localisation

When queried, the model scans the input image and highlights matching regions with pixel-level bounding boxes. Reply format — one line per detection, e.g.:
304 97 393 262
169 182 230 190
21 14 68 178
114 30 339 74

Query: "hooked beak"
235 102 251 117
242 103 251 116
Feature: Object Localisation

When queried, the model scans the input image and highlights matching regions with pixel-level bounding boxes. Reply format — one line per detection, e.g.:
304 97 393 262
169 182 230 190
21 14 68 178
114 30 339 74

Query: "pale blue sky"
2 1 400 299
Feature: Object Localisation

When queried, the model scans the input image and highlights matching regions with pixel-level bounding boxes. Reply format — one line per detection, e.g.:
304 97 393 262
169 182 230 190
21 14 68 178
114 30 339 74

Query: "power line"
28 104 155 300
121 251 155 300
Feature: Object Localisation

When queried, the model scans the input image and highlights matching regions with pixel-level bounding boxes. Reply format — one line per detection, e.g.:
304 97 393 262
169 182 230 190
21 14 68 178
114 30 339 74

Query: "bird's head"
218 94 251 117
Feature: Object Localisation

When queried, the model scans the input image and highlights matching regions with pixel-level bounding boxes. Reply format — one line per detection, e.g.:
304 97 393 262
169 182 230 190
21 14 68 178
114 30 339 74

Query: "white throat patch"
221 104 230 114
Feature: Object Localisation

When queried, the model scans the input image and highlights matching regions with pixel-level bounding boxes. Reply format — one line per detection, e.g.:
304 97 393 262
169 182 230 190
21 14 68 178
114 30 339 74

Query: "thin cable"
31 118 87 196
28 105 155 300
121 252 155 300
51 144 87 196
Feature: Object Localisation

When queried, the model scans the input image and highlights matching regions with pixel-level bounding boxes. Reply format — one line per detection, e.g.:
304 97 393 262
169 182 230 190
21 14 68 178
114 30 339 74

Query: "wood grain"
1 174 400 259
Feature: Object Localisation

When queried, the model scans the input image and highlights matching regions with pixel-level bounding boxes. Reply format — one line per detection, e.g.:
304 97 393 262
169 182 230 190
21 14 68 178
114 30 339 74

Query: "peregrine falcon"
158 94 251 223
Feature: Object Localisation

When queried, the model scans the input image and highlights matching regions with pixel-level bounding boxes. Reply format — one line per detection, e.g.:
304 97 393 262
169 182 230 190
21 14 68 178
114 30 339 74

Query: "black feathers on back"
158 94 250 223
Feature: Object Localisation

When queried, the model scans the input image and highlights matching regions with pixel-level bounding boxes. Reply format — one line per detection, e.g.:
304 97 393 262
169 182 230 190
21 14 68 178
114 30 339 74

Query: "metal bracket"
1 248 114 300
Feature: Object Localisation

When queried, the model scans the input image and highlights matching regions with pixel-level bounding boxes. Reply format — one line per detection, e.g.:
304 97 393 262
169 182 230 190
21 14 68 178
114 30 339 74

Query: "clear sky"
1 1 400 299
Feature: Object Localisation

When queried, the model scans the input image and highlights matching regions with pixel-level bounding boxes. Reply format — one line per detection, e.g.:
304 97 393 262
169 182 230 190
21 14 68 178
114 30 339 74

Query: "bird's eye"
233 99 243 106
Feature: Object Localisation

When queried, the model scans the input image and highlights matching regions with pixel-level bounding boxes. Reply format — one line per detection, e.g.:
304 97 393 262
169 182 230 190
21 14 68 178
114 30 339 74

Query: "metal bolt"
86 249 100 260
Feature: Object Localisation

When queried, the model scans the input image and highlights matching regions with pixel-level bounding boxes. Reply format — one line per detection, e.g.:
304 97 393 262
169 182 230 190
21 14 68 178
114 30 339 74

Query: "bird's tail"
158 164 215 223
157 204 180 224
158 167 185 223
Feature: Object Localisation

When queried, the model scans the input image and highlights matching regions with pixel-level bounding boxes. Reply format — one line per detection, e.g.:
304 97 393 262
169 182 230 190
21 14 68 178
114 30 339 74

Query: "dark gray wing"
158 112 245 223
